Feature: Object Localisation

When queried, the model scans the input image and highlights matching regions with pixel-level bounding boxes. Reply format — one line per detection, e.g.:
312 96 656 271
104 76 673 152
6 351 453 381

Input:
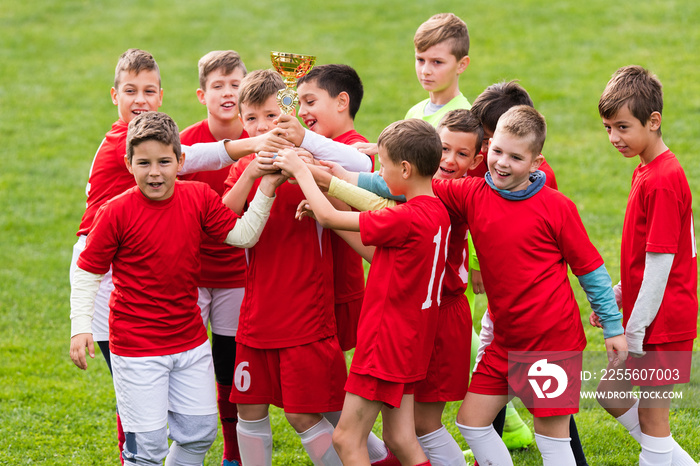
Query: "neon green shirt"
404 93 471 126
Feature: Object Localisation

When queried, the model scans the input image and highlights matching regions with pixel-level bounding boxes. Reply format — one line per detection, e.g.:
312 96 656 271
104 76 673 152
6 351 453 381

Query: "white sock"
534 433 575 466
367 431 389 463
615 399 643 442
456 422 512 466
639 433 673 466
164 442 206 466
670 438 699 466
417 425 467 466
237 416 273 466
299 418 342 466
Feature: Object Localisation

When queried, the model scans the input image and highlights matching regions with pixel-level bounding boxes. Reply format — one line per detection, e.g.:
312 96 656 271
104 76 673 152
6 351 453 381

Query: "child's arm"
223 130 294 160
274 149 360 232
467 234 484 294
223 153 277 215
624 252 674 357
576 264 628 366
357 172 407 202
328 176 397 211
69 268 104 370
276 115 372 172
223 173 286 248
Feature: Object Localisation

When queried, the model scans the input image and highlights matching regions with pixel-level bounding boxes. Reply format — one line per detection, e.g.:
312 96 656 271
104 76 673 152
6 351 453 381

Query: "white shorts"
197 286 243 336
70 235 113 342
111 340 217 432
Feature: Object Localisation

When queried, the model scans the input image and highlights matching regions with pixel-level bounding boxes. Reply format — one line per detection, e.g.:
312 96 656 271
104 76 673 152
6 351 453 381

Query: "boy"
306 109 483 465
222 69 351 466
406 13 471 125
69 112 283 465
178 49 248 466
423 105 628 466
273 118 451 466
595 65 698 466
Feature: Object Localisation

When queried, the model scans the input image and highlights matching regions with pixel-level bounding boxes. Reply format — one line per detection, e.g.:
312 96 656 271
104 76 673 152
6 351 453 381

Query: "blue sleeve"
576 264 624 339
357 172 407 202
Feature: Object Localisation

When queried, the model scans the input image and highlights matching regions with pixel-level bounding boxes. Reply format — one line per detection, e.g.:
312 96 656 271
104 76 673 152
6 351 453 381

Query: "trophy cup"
270 51 316 114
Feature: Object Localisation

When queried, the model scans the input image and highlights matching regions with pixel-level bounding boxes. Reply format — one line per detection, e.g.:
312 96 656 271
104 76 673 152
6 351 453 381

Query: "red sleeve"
645 187 683 254
223 154 255 197
200 185 241 243
77 203 120 274
360 205 410 247
555 196 603 276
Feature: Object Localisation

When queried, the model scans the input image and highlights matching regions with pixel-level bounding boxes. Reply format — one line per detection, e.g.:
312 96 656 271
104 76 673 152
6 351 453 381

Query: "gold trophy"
270 51 316 114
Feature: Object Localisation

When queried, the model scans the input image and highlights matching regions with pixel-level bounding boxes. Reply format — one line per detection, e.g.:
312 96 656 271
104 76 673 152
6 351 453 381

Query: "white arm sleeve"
224 187 275 248
300 130 372 172
625 252 674 355
70 268 104 337
179 140 233 175
473 311 495 372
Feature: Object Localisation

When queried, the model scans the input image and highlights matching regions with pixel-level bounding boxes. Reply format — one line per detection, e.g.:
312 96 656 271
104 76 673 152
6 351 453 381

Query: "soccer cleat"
502 421 534 450
371 449 401 466
222 460 241 466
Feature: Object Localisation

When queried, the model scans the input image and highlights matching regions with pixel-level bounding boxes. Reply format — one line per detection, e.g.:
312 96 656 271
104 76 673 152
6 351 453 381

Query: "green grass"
1 0 699 464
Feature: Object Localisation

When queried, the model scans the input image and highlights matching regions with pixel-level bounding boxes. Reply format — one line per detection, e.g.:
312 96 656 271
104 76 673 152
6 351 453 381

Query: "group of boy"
68 10 697 466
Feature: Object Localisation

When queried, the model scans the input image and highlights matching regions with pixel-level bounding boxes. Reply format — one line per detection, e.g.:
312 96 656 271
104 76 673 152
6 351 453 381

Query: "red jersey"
225 155 336 349
331 129 371 304
351 196 451 383
77 181 240 357
468 157 558 190
621 150 698 344
433 177 603 361
77 119 131 236
179 119 248 288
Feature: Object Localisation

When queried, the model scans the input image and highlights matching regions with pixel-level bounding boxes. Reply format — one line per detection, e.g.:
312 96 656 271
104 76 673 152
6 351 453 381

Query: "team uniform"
225 155 347 413
620 150 698 385
76 181 245 431
405 93 471 127
332 129 371 351
433 176 603 416
347 196 451 408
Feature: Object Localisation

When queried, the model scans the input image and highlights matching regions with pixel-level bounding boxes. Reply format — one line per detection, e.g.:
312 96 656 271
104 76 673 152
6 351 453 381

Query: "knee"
122 428 169 465
331 425 353 456
169 413 218 454
285 412 322 433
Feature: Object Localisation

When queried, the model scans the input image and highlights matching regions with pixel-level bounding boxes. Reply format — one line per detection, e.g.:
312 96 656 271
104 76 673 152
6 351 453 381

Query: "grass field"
1 0 699 464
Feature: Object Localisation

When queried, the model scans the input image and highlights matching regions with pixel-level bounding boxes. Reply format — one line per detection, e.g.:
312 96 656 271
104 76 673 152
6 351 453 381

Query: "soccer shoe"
502 420 534 450
371 449 401 466
222 460 241 466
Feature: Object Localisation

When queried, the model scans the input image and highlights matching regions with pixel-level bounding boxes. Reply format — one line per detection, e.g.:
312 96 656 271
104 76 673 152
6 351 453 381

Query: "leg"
415 401 466 466
165 412 218 466
212 332 241 465
502 401 534 450
333 392 383 466
288 413 342 466
236 404 273 466
456 392 512 466
381 395 428 466
533 415 575 466
568 415 588 466
122 428 169 466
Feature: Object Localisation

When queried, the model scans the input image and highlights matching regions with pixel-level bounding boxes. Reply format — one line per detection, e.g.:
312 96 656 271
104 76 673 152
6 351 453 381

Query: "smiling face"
414 41 468 99
197 67 245 124
240 94 282 137
487 129 543 192
111 70 163 124
126 139 183 201
297 81 345 139
602 103 661 164
434 127 481 180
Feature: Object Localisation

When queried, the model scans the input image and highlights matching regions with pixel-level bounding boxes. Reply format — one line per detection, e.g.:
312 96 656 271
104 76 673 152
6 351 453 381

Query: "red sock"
217 383 241 463
413 462 432 466
116 411 125 466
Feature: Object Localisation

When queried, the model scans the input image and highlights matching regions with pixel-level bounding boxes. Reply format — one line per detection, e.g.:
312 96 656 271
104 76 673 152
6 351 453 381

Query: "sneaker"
502 421 534 450
371 449 401 466
222 460 241 466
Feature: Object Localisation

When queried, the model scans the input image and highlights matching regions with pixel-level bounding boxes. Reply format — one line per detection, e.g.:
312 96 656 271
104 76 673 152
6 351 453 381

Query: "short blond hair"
198 50 247 90
414 13 469 59
496 105 547 157
114 48 160 90
598 65 663 134
238 69 284 111
378 119 442 177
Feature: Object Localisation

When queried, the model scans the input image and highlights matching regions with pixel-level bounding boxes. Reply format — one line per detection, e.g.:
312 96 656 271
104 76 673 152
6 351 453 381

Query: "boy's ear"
401 160 412 179
124 155 133 174
110 87 118 106
337 91 350 113
529 153 544 172
648 111 662 131
178 152 186 172
470 152 484 170
457 55 470 74
196 88 206 106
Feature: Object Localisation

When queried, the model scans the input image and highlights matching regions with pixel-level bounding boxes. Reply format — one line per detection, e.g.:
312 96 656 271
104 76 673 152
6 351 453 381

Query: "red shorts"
415 295 472 402
335 297 363 351
230 337 347 413
626 339 694 387
345 372 415 409
469 346 582 417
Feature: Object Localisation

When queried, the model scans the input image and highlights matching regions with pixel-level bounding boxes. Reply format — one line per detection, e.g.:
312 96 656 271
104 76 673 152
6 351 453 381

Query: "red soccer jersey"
621 150 698 344
77 181 241 357
433 177 603 361
179 119 249 288
77 119 132 236
468 157 558 190
224 155 336 349
351 196 451 383
331 129 371 304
